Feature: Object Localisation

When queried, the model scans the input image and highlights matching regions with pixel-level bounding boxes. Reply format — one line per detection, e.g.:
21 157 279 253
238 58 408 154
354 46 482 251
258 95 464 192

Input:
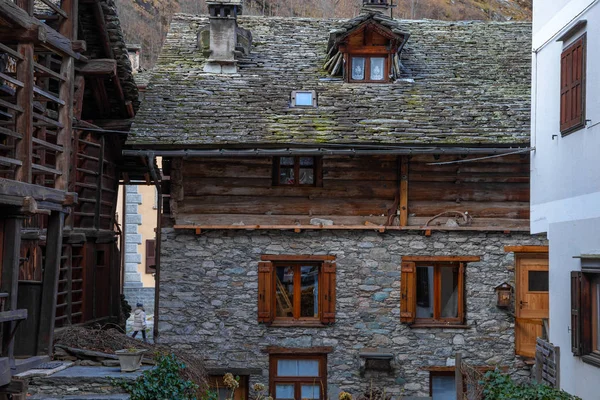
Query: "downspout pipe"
146 154 162 342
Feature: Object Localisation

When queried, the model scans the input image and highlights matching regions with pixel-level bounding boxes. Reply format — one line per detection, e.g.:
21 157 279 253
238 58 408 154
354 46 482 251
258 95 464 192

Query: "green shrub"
481 370 581 400
114 353 198 400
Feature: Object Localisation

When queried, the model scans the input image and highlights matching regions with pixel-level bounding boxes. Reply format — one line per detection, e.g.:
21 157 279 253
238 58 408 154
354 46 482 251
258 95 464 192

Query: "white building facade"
531 1 600 398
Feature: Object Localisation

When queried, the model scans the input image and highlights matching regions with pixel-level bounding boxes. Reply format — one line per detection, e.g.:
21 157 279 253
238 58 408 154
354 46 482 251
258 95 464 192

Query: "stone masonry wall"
158 229 546 398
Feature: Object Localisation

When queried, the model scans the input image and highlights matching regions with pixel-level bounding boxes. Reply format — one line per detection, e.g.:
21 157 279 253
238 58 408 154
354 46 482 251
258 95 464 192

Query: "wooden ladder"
275 276 293 316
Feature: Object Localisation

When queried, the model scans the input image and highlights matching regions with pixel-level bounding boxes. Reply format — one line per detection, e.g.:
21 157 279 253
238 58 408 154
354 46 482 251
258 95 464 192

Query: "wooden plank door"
515 254 549 357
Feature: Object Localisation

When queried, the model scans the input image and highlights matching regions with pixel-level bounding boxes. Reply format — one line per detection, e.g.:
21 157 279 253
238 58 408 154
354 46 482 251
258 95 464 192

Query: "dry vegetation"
115 0 531 68
54 326 207 390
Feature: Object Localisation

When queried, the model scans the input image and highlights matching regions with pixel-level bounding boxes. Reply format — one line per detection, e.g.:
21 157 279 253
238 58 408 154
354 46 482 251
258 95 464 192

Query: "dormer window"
325 15 409 83
350 56 387 82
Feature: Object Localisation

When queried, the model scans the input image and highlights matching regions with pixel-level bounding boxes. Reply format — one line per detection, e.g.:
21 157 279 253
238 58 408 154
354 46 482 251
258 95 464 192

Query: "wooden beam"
402 256 481 262
76 59 116 76
90 77 110 117
1 218 21 363
92 1 113 59
504 245 548 253
400 156 408 226
0 178 73 204
15 0 33 16
262 346 333 354
58 0 76 40
0 1 80 59
36 211 64 355
55 56 74 191
14 43 34 183
173 224 529 232
94 136 105 228
88 119 133 132
72 40 86 52
261 255 336 261
455 353 463 400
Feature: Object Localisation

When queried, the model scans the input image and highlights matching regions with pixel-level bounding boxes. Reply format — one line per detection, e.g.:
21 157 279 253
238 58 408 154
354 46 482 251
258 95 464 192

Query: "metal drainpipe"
147 154 162 342
153 184 162 342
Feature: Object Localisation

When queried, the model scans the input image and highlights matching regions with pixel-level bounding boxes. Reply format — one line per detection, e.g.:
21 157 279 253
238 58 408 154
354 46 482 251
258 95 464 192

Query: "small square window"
291 91 316 107
273 156 321 187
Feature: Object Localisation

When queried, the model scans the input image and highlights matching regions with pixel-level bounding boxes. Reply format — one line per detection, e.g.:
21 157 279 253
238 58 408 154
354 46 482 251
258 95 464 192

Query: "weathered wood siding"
173 154 530 229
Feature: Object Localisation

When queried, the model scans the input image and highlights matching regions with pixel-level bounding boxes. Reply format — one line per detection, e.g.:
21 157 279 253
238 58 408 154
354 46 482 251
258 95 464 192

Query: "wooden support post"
455 352 463 400
58 0 77 41
399 156 408 226
55 56 74 191
534 344 542 383
15 0 33 15
1 217 22 363
36 211 64 355
14 43 34 183
94 136 105 229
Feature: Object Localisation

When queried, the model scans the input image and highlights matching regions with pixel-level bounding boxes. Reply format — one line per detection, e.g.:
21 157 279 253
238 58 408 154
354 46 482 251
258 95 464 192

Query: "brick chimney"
201 0 251 74
361 0 394 18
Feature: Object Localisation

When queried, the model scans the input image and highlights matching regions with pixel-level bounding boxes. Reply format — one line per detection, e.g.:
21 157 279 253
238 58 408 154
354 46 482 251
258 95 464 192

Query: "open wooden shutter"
258 261 274 323
145 239 156 274
320 262 336 324
560 36 585 133
400 261 416 323
572 271 593 355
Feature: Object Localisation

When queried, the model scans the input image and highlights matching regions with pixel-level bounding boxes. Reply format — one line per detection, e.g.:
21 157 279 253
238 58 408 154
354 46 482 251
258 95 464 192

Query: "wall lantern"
494 282 513 308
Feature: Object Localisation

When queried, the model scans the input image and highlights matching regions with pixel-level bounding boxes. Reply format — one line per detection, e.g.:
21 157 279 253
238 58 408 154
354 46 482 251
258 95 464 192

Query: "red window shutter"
560 36 586 133
570 271 592 355
145 239 156 274
320 262 336 324
400 261 416 323
258 261 274 323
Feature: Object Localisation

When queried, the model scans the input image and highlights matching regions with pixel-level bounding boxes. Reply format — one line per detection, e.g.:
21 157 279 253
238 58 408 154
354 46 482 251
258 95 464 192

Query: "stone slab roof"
128 14 531 148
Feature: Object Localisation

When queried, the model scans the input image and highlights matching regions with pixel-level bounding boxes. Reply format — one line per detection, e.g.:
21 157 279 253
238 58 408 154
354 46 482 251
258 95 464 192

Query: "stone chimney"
201 0 252 74
361 0 394 18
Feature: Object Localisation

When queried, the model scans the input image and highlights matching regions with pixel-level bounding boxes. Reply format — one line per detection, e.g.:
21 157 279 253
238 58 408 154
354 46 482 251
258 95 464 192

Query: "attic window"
291 91 316 107
350 56 387 82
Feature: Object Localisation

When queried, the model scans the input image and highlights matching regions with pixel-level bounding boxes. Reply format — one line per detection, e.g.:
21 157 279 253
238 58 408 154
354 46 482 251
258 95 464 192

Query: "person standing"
131 302 147 342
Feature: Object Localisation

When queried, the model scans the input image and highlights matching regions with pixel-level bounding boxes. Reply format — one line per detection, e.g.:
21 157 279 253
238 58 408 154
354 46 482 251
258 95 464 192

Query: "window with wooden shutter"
320 262 336 324
145 239 156 274
401 256 477 327
400 261 416 323
571 270 596 362
560 34 586 134
258 261 274 323
258 255 336 326
571 271 582 355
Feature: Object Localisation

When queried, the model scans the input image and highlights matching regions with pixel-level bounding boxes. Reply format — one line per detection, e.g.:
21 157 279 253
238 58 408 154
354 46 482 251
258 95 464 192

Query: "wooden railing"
0 40 71 191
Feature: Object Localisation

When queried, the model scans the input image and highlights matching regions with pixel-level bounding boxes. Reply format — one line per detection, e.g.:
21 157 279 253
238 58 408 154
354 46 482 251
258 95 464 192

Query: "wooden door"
515 254 549 357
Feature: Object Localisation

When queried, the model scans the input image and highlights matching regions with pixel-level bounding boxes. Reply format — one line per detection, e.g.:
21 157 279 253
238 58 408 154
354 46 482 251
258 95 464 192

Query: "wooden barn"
0 0 146 388
127 1 547 398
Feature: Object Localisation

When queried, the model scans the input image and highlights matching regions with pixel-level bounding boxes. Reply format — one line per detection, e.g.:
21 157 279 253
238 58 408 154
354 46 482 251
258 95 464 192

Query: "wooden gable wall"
170 153 529 231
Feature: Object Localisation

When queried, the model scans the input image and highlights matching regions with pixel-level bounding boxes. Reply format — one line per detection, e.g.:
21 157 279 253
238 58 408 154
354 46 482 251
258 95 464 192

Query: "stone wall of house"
158 229 546 398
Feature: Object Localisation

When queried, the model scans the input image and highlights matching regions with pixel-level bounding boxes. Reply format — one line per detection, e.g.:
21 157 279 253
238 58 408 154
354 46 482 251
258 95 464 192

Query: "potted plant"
115 348 148 372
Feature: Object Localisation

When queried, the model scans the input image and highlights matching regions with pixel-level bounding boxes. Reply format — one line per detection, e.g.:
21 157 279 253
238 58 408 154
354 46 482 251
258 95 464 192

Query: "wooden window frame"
273 261 321 323
346 54 390 83
258 255 335 327
273 156 322 187
572 265 600 368
269 353 327 400
429 370 457 398
207 375 249 400
560 33 586 135
401 256 477 327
